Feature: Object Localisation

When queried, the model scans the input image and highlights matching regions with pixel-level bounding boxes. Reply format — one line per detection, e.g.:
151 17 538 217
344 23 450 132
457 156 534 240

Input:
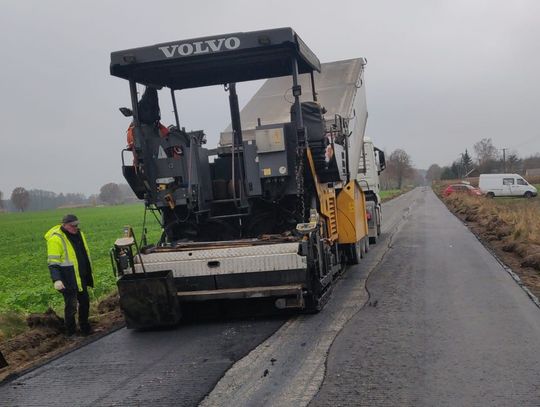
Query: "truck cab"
357 137 386 243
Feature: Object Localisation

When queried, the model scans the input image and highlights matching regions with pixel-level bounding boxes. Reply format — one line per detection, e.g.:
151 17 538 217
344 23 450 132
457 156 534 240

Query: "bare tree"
0 190 3 209
99 183 123 205
118 183 138 203
386 149 413 189
11 187 30 212
425 164 442 182
473 138 498 166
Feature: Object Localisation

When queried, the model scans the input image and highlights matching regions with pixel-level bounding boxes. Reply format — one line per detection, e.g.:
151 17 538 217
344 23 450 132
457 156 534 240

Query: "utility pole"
501 148 507 172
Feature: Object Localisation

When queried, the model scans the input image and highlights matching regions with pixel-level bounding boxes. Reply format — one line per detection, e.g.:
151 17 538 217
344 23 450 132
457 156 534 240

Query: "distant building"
525 168 540 177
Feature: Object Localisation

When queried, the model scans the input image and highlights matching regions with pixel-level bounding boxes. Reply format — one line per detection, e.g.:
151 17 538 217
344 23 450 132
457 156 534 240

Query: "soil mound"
0 292 124 382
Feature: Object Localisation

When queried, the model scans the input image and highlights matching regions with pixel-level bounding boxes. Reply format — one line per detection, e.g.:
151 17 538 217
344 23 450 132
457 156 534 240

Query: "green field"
380 189 406 201
0 205 162 315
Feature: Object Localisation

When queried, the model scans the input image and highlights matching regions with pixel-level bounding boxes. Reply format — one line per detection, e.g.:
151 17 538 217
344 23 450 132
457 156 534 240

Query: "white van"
479 173 538 198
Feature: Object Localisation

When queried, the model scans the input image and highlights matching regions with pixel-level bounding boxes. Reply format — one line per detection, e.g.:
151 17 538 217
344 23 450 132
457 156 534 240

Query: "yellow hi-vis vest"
44 225 92 292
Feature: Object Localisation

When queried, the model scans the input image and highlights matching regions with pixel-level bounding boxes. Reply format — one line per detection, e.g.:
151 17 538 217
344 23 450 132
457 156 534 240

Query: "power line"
508 136 540 150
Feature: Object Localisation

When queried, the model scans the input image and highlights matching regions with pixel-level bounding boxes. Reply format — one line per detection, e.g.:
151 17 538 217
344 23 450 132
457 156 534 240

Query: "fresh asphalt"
1 188 539 406
311 188 540 406
0 316 286 406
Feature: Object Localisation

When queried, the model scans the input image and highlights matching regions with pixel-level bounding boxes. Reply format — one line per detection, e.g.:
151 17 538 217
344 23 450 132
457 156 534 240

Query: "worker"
44 214 94 336
126 121 169 151
126 86 170 162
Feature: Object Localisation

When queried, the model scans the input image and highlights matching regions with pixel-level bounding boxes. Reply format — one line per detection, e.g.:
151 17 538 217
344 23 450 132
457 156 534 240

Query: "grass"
380 188 410 202
435 179 540 254
442 193 540 246
0 204 162 317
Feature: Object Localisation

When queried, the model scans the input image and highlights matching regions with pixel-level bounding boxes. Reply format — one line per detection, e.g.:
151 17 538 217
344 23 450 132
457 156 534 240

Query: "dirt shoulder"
0 293 124 383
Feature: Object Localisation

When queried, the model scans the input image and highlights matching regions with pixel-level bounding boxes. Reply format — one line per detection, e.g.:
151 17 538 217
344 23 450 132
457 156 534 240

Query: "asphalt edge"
437 193 540 310
0 322 126 386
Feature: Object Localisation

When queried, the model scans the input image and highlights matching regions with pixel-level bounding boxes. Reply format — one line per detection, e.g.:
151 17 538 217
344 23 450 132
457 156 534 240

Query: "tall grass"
444 194 540 246
0 204 162 314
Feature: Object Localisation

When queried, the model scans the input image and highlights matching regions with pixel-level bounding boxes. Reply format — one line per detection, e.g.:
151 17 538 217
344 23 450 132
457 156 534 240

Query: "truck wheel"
369 211 379 244
347 241 362 265
524 191 533 198
486 192 495 198
364 237 369 254
360 238 366 258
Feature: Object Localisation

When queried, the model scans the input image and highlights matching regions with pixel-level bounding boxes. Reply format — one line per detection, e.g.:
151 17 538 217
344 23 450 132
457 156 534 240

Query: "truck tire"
346 240 362 265
524 191 533 198
364 236 369 254
376 209 381 236
370 209 380 243
486 192 495 198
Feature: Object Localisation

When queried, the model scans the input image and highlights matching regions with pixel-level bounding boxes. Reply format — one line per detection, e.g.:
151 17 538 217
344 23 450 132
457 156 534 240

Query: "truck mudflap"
117 270 181 329
365 200 379 244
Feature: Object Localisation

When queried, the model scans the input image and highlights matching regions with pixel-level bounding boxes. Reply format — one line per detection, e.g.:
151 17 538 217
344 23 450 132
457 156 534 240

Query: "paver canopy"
110 27 321 90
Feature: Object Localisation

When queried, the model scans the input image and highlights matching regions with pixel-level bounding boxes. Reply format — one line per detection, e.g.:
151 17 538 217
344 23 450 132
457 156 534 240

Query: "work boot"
65 320 76 337
80 323 93 336
65 328 76 338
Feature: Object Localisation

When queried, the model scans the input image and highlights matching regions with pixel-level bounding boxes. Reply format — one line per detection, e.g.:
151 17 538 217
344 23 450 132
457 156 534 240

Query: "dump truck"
357 138 386 244
109 28 372 328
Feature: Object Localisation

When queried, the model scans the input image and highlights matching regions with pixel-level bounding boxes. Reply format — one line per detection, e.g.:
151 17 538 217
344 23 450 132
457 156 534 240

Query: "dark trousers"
62 288 90 334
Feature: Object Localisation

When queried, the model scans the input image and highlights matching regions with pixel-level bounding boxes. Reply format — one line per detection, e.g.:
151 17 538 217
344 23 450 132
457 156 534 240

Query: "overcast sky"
1 0 539 196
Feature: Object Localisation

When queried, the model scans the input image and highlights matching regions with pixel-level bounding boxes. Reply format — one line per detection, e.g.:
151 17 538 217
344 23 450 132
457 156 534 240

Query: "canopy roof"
110 28 321 90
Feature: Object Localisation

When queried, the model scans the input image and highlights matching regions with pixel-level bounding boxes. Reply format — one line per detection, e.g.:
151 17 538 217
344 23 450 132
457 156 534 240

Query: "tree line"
0 183 138 212
425 138 540 182
1 147 425 212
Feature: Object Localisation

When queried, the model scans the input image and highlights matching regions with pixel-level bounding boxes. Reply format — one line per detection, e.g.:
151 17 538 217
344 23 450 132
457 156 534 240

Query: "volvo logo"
158 37 241 58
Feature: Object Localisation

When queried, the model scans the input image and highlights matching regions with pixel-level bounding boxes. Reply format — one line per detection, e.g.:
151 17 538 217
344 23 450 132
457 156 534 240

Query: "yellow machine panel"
336 180 369 244
306 149 339 241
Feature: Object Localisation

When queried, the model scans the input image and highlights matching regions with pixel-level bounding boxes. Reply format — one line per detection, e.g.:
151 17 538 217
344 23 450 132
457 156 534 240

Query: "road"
310 188 540 406
1 188 539 406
